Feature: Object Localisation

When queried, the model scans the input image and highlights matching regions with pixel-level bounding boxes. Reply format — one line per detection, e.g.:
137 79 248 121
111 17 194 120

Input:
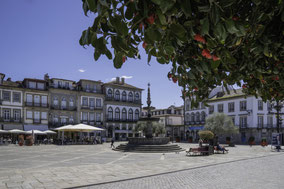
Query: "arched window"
69 97 74 107
196 112 200 122
128 108 133 121
115 90 120 101
135 93 139 101
115 107 120 120
53 96 58 106
107 89 112 98
201 111 206 121
107 107 113 120
185 99 190 111
186 113 190 123
122 108 127 121
122 91 127 101
61 97 66 109
128 92 133 102
191 113 195 122
134 109 139 121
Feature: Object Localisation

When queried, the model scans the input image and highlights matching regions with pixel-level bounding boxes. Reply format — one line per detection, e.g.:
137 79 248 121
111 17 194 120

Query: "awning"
3 125 23 130
26 130 47 135
24 125 48 131
188 126 204 130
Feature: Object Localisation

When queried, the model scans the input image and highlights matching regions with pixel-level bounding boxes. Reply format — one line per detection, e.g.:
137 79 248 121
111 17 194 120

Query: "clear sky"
0 0 184 109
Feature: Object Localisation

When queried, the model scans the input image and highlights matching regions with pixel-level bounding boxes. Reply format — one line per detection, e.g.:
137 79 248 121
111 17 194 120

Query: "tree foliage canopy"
80 0 284 105
198 130 214 140
204 113 238 135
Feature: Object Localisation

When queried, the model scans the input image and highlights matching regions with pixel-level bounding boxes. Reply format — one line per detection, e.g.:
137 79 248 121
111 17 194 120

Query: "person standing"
276 135 281 152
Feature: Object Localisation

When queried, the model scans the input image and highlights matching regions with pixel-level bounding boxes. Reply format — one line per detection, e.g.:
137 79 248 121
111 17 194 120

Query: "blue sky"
0 0 184 108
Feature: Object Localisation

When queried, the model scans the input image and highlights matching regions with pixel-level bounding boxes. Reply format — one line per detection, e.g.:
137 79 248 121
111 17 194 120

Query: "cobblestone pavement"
0 142 283 189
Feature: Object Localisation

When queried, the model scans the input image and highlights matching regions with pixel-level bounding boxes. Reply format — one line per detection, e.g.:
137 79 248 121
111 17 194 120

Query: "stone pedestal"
128 137 170 145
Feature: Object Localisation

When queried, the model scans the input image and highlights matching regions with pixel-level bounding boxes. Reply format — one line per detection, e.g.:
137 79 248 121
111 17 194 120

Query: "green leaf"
211 61 220 69
109 16 128 36
147 53 152 64
125 5 134 20
225 20 239 34
86 0 96 12
214 22 227 42
160 0 175 14
151 0 162 5
164 46 175 54
145 28 162 42
281 11 284 22
201 17 209 36
210 4 220 25
105 49 112 59
170 23 186 39
198 5 210 13
219 0 236 8
99 0 108 7
157 9 167 25
180 0 191 17
94 49 101 61
114 52 123 68
188 72 196 80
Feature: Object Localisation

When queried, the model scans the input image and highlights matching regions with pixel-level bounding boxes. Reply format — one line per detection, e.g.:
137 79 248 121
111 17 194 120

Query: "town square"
1 0 284 189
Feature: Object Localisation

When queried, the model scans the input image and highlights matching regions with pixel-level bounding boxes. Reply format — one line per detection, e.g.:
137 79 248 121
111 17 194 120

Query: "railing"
105 96 141 104
33 119 41 124
51 105 77 111
106 118 136 122
81 106 103 110
0 117 23 123
26 102 49 108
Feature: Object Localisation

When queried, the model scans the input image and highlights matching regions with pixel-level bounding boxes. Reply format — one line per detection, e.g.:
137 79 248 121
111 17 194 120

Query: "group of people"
198 139 228 153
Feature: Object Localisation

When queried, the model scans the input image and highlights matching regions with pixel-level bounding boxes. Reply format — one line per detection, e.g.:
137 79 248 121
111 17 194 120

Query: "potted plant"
188 136 193 143
248 136 255 146
261 138 267 147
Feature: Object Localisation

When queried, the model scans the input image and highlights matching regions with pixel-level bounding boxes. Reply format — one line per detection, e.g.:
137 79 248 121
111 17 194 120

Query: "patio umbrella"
71 124 105 132
0 129 9 134
26 130 47 135
54 125 74 131
44 130 57 134
8 129 26 134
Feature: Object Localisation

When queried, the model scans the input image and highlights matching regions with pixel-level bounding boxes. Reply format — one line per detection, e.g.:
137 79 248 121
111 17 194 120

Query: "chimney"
116 77 120 84
121 77 125 84
7 77 11 81
44 73 49 81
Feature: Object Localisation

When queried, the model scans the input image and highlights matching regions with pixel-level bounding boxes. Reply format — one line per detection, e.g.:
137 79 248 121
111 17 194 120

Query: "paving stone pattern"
0 143 283 189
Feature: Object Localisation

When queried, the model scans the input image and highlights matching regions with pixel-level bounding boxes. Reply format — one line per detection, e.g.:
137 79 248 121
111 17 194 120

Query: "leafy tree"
135 121 165 136
204 113 238 136
198 130 214 140
80 0 284 106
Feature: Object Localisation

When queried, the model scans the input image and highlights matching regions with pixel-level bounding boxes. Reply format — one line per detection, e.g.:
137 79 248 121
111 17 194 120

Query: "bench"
214 146 229 154
186 147 209 156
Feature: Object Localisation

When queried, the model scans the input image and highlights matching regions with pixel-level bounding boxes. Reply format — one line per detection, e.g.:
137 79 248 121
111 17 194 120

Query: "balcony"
80 120 103 125
106 118 137 123
33 119 41 124
25 102 49 108
0 117 23 123
81 106 103 110
105 96 141 104
51 105 77 111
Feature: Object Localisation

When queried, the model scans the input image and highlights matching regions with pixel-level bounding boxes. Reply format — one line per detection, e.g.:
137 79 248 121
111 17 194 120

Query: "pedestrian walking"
111 138 115 149
276 135 281 152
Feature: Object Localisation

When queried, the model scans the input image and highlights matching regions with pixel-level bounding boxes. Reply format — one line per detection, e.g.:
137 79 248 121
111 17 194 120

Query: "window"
96 113 101 122
107 89 112 98
93 85 97 93
135 109 139 121
122 108 127 121
185 100 190 111
128 92 133 102
69 98 74 107
29 82 36 89
82 112 88 121
209 105 214 114
185 113 190 123
218 104 223 113
41 112 47 120
82 97 88 106
115 90 120 101
201 112 206 121
37 83 44 90
258 100 263 110
61 118 67 125
65 82 69 89
240 101 247 111
128 108 133 121
239 116 247 128
69 116 74 124
27 111 33 119
53 96 58 106
61 97 67 109
115 108 120 120
267 116 273 127
26 94 33 104
34 111 40 122
86 84 90 91
257 116 264 128
41 96 47 107
14 110 21 121
58 81 62 88
108 107 113 120
3 91 11 101
89 113 95 121
191 113 195 122
196 112 200 122
34 95 40 106
122 91 127 101
135 93 139 101
96 98 101 107
228 102 234 112
201 103 205 109
3 109 10 120
13 92 21 103
231 117 235 125
53 116 58 123
89 98 95 107
267 102 273 111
